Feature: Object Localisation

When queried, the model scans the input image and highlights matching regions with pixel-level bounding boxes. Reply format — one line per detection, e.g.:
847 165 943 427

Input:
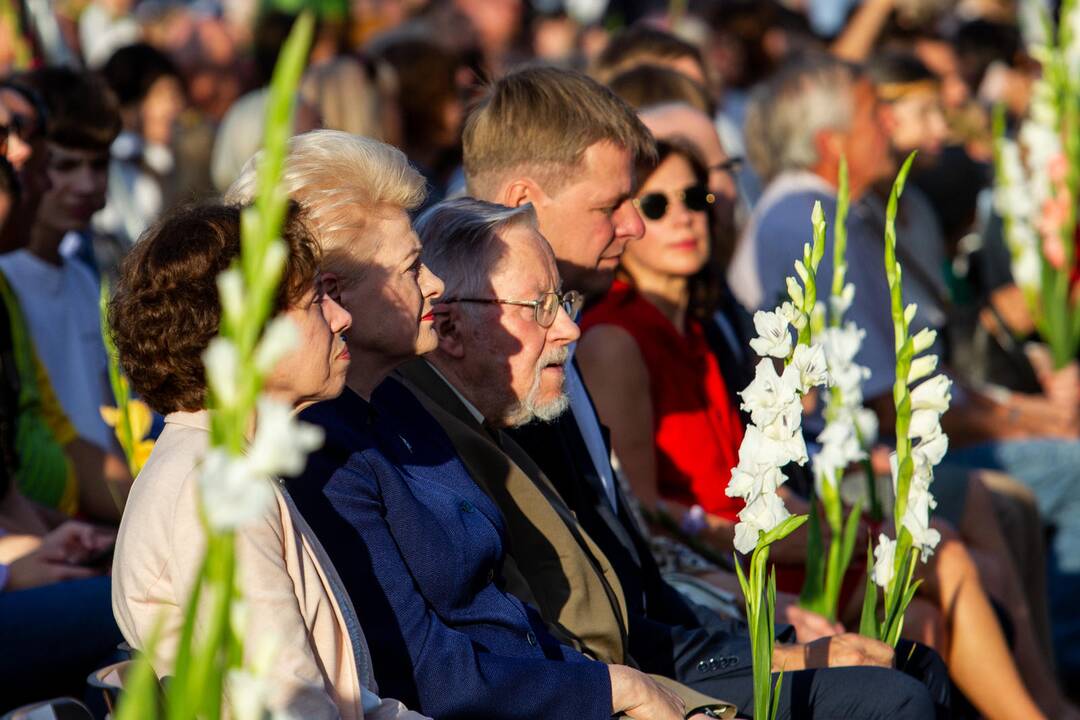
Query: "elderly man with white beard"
394 197 953 720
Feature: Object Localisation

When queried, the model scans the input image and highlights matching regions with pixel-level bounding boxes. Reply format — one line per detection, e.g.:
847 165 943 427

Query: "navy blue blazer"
291 382 611 720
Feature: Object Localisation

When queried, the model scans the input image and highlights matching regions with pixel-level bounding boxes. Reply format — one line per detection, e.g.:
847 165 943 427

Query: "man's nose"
614 197 645 243
549 302 581 344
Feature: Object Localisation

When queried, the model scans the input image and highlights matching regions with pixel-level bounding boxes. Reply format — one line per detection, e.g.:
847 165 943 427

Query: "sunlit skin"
263 278 353 411
878 88 949 163
503 140 645 298
433 225 580 427
622 154 711 294
322 207 444 399
37 144 110 233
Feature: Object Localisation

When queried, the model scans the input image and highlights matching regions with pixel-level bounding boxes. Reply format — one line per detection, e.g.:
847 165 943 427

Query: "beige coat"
112 410 425 720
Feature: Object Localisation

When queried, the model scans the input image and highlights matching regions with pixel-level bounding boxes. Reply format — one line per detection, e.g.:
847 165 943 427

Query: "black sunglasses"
634 184 715 221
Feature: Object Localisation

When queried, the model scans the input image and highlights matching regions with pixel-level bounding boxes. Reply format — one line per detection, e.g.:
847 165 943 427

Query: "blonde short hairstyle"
463 65 655 199
225 129 426 274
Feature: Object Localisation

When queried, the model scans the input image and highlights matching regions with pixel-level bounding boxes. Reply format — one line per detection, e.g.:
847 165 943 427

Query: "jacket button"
697 660 708 673
526 631 538 646
707 657 719 670
461 500 474 513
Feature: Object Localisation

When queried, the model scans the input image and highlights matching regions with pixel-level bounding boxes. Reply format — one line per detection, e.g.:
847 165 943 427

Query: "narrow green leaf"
858 543 880 639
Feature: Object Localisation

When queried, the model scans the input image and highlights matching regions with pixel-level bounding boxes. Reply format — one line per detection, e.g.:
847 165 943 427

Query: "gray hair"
225 129 426 277
744 55 862 183
414 198 539 300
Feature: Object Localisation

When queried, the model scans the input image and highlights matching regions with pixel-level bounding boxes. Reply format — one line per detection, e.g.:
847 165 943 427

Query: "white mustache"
539 346 569 368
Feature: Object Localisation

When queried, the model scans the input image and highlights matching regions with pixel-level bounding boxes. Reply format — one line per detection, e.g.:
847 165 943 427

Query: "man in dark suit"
457 66 951 718
402 197 948 719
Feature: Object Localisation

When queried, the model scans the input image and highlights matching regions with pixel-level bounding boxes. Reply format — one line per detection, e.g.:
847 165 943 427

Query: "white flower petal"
871 534 896 588
203 337 240 408
749 309 793 359
910 374 952 413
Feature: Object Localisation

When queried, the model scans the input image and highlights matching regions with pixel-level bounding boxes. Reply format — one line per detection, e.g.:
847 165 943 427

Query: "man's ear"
499 178 540 209
813 128 841 163
433 306 466 359
322 271 343 306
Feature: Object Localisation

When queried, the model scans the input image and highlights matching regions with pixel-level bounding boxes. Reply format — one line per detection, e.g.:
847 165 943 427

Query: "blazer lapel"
395 359 631 664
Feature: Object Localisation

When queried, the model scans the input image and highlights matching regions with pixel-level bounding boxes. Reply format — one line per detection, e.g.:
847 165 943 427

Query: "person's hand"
36 521 115 565
609 665 686 720
776 593 844 643
5 522 114 591
802 633 894 669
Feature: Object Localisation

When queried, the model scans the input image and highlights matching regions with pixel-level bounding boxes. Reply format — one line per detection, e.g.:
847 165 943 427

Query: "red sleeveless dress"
581 280 745 521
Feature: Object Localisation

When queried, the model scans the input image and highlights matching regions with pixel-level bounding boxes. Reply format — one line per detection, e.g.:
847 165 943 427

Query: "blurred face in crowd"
324 206 445 390
436 225 580 427
527 140 644 298
831 79 892 197
264 276 353 410
641 104 737 204
37 143 110 234
0 97 33 171
140 74 186 147
623 153 711 285
878 86 949 162
0 87 48 200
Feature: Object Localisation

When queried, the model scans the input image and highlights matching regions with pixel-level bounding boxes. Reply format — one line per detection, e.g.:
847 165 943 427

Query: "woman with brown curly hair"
109 202 426 719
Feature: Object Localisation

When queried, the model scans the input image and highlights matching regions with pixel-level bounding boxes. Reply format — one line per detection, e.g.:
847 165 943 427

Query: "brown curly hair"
109 203 320 415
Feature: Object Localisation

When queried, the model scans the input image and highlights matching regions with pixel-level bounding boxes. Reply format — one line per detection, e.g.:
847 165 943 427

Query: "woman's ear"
433 305 466 359
322 272 343 306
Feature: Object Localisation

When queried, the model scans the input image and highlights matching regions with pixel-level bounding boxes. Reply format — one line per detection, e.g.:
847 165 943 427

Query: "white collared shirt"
566 352 619 511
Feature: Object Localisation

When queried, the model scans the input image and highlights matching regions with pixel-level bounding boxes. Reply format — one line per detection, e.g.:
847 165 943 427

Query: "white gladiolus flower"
227 668 269 720
779 301 805 331
217 268 246 324
913 427 949 467
1013 246 1042 291
791 343 831 392
741 420 808 469
909 408 943 440
911 327 938 355
871 534 897 588
821 322 864 367
910 375 952 412
734 492 792 554
203 337 240 407
854 407 878 444
786 276 805 309
904 303 917 326
749 309 793 358
901 481 941 561
740 360 802 428
248 397 325 477
253 316 299 374
907 354 938 383
727 462 785 501
260 239 288 281
829 283 855 318
200 449 275 531
817 416 864 466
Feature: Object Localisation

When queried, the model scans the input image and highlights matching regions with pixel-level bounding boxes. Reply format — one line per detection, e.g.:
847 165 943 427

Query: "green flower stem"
869 151 923 647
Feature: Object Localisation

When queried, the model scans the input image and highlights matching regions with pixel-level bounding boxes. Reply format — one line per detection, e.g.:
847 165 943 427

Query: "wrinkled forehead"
492 225 559 294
